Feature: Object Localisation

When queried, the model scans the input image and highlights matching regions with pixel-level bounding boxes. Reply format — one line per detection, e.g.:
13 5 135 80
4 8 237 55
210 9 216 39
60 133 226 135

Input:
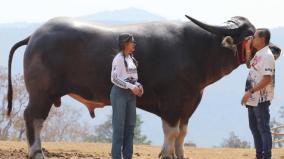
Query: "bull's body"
8 16 257 159
24 17 236 124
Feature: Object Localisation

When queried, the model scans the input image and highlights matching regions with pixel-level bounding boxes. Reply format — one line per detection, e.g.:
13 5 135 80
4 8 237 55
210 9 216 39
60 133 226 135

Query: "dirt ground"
0 141 284 159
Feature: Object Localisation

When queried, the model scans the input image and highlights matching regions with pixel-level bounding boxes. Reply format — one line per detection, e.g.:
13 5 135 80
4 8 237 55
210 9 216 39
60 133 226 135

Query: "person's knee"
249 123 258 133
113 125 125 133
259 127 271 135
257 120 270 133
127 119 136 127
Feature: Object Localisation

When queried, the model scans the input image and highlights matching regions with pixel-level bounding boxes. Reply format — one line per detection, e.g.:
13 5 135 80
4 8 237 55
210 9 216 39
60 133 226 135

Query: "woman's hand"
137 85 144 97
131 86 141 96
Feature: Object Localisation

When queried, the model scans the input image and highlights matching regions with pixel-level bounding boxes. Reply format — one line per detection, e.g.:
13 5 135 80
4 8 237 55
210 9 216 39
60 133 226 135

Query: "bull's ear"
221 36 237 54
269 43 281 60
221 36 234 47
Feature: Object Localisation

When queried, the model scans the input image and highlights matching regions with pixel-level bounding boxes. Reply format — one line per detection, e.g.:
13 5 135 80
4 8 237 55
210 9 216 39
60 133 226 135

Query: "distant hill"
0 8 283 147
80 8 165 24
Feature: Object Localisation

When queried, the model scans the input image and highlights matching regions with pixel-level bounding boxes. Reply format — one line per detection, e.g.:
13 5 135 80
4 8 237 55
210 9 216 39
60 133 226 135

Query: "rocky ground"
0 141 284 159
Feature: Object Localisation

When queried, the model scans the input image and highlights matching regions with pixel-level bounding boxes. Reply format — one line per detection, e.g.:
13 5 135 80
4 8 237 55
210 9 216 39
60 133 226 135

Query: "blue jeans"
247 101 272 159
110 85 136 159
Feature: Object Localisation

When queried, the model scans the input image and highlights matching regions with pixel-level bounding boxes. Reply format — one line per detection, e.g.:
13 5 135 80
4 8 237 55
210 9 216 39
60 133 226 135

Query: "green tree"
221 131 251 148
85 114 151 144
89 114 112 143
133 114 151 145
0 67 28 140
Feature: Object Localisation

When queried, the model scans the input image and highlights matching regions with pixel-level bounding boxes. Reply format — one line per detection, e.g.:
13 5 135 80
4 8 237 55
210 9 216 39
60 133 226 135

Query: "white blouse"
111 52 140 89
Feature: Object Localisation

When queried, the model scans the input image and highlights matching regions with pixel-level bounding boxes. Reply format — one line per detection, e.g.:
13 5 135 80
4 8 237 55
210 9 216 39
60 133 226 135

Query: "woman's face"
124 41 136 55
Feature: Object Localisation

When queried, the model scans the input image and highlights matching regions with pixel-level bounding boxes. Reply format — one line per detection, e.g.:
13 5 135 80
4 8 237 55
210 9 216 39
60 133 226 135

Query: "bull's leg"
159 120 180 159
24 95 53 159
175 123 188 159
174 92 203 159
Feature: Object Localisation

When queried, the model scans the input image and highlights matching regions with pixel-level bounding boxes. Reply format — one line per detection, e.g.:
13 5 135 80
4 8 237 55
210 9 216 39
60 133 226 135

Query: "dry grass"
0 141 284 159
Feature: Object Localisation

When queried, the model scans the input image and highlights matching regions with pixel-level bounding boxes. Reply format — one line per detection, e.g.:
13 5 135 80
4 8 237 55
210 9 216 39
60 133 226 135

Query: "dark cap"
118 33 136 50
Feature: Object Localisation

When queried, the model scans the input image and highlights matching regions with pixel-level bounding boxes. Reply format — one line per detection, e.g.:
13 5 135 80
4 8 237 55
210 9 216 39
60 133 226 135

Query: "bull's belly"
68 93 106 118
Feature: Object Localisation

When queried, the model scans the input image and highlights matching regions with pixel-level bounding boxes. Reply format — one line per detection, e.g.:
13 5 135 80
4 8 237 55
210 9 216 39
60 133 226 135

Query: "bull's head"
185 15 281 64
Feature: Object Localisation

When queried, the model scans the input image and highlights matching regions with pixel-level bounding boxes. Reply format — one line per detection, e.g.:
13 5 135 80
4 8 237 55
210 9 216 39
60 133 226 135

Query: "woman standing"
110 33 143 159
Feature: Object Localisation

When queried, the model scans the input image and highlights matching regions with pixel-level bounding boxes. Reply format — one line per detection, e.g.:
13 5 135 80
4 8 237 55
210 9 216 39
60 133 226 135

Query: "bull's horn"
185 15 240 35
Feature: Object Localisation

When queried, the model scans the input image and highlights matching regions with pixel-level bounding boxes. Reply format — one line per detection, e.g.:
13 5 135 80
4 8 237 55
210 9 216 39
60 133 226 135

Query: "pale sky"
0 0 284 28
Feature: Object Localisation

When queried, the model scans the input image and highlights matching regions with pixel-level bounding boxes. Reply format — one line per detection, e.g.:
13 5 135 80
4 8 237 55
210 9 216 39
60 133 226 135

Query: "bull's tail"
7 36 30 116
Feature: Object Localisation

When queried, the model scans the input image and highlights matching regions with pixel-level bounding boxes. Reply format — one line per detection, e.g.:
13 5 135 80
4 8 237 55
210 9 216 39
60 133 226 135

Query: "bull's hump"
45 17 115 32
44 17 182 33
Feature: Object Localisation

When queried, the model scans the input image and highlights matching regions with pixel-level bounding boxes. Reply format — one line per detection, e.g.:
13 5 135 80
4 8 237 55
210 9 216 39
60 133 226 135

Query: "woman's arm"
111 56 136 89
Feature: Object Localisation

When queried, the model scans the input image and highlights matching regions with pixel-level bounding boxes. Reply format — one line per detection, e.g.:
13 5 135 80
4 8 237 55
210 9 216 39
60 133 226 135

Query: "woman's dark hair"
118 33 138 68
118 33 135 50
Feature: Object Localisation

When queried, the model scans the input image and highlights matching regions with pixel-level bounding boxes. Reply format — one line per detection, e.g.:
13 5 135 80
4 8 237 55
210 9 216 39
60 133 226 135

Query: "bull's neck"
182 24 242 89
198 40 241 89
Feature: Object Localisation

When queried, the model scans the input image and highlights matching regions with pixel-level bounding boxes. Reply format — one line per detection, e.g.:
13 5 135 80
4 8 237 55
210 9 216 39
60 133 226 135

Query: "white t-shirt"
245 46 275 106
111 52 140 90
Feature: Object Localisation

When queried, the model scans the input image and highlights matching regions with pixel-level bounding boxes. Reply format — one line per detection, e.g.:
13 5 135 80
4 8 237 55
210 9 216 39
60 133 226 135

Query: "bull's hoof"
159 146 177 159
159 153 176 159
161 157 174 159
160 155 177 159
29 149 46 159
176 154 189 159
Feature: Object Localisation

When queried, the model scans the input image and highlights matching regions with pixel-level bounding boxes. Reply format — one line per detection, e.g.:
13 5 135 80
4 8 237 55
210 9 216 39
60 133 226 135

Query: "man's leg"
111 86 128 159
248 106 263 159
122 94 136 159
254 102 272 159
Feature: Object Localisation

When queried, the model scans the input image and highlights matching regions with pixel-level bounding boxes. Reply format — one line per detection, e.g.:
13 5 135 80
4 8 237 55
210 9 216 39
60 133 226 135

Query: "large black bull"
7 15 280 159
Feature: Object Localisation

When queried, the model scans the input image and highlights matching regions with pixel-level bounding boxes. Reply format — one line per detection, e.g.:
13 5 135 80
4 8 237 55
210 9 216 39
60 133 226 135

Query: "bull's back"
23 18 205 115
24 18 116 100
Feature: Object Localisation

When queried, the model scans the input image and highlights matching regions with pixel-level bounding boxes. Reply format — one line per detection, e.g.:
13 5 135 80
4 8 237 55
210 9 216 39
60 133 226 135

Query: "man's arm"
249 75 272 93
241 75 272 105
